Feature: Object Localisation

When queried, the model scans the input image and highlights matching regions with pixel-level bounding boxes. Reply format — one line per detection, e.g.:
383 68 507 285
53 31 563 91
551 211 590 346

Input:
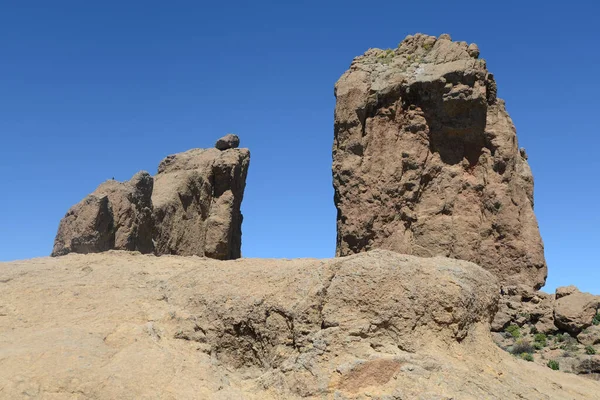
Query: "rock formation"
52 136 250 259
491 284 600 375
3 250 600 398
52 171 154 256
333 33 547 289
152 143 250 259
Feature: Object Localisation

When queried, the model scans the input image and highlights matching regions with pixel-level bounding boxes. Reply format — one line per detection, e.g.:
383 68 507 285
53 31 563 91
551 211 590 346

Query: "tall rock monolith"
333 33 547 289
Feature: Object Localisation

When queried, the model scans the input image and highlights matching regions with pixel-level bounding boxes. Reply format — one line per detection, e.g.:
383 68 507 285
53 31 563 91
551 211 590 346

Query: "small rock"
215 134 240 150
467 43 480 58
438 33 452 41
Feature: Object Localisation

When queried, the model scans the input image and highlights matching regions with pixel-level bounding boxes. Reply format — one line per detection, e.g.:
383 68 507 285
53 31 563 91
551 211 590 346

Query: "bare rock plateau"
2 251 599 399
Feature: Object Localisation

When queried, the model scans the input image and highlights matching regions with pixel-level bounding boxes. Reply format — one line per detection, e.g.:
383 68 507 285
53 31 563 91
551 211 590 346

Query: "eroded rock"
333 33 547 289
554 287 600 335
52 171 154 256
152 146 250 259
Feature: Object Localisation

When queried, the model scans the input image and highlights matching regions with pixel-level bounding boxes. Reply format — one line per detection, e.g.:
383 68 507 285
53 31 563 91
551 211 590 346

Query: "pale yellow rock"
1 251 599 399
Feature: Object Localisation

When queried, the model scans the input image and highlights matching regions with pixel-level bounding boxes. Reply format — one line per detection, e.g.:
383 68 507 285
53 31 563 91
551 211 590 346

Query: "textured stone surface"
333 33 547 289
152 147 249 259
578 325 600 346
215 133 240 150
52 171 154 256
2 251 599 399
491 285 555 333
554 286 600 334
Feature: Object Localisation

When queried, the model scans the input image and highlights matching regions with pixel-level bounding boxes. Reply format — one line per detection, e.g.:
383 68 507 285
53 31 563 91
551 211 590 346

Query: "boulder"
52 171 154 256
332 33 547 289
215 133 240 150
152 146 250 259
554 287 600 334
578 325 600 346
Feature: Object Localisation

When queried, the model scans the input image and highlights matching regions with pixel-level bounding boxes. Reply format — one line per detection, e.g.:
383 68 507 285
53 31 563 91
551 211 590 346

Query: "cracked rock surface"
333 33 547 289
2 251 599 399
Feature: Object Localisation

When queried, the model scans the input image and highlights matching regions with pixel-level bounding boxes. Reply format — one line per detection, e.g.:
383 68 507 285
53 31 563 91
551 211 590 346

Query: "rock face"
3 250 600 399
152 147 250 259
333 33 547 289
52 171 154 256
52 138 250 260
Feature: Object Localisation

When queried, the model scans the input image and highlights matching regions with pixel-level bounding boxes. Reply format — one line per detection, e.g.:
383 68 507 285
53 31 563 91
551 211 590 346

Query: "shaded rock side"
2 251 600 399
152 147 250 259
333 33 547 289
51 171 154 256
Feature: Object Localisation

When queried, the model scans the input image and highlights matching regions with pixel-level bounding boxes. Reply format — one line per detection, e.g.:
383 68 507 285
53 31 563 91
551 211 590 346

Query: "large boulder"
52 171 154 256
152 146 250 259
554 286 600 335
332 33 547 289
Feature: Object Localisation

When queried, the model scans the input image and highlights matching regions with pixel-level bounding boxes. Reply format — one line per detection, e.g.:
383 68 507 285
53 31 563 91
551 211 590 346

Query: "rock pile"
332 33 547 289
491 284 600 376
52 135 249 259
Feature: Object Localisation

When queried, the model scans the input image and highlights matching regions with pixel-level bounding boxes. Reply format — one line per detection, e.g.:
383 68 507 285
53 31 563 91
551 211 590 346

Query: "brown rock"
2 251 600 399
556 285 578 299
467 43 480 58
52 171 154 256
152 146 250 259
332 33 547 289
573 355 600 375
554 287 600 334
215 133 240 150
578 325 600 346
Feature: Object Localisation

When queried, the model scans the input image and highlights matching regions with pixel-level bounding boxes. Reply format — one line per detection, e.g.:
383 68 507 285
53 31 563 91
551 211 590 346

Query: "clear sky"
1 1 598 294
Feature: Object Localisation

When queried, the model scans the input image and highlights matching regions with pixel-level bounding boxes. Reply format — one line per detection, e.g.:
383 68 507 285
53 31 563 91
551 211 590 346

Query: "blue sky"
1 1 598 294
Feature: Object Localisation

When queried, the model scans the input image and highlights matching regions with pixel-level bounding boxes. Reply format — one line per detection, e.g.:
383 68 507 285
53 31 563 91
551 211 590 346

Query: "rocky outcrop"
52 171 154 256
152 146 250 259
52 137 250 260
492 285 600 335
491 284 600 377
2 251 600 399
554 287 600 335
333 33 547 289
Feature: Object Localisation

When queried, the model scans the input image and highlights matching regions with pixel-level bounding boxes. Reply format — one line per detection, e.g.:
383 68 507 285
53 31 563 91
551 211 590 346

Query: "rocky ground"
1 251 599 399
491 284 600 379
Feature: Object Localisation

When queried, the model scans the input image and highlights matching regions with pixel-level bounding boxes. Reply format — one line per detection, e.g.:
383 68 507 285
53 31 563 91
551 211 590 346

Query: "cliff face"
333 33 547 289
52 135 249 260
152 146 250 259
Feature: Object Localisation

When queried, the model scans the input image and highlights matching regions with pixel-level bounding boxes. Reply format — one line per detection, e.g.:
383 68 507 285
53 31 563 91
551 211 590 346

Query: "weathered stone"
467 43 480 58
215 133 240 150
3 251 600 399
332 33 547 289
52 171 154 256
578 325 600 346
152 147 249 259
573 355 600 375
556 285 578 300
554 287 600 334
